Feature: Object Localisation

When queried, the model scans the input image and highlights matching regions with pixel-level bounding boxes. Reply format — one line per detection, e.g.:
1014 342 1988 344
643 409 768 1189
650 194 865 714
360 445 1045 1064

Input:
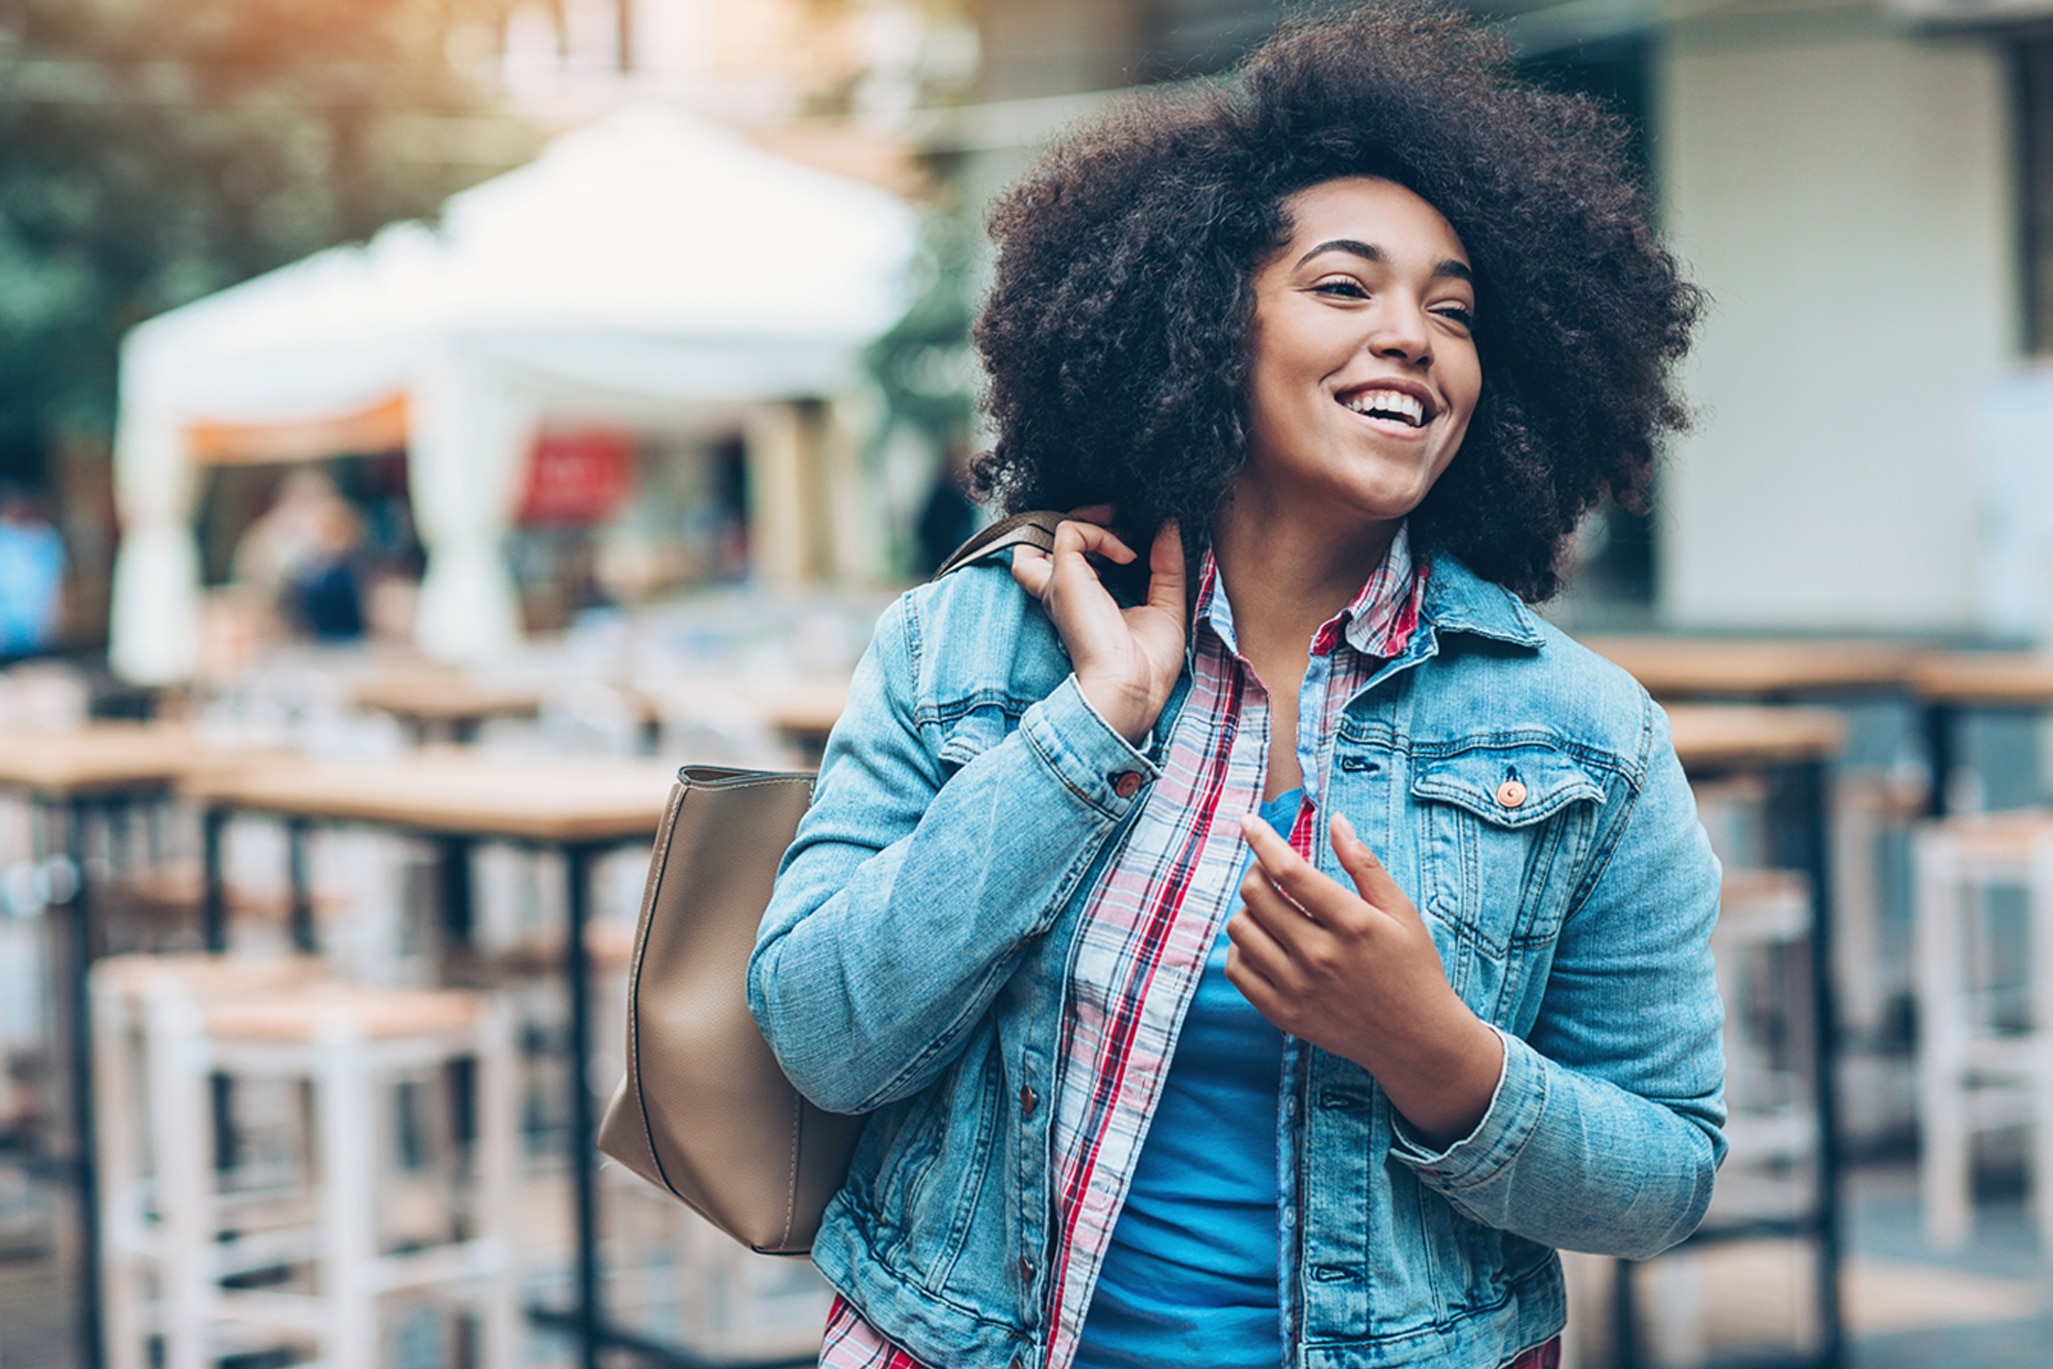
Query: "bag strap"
932 509 1066 581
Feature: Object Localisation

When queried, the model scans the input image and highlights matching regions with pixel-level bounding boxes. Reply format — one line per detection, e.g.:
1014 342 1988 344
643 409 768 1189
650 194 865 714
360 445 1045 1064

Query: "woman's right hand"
1010 507 1186 744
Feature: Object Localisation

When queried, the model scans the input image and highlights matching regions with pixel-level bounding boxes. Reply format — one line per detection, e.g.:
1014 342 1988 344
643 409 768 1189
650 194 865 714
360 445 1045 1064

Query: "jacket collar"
1418 549 1547 650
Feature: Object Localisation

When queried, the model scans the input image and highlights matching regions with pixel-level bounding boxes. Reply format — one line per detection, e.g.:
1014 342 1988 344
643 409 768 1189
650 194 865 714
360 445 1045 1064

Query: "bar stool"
134 978 518 1369
1612 869 1821 1369
92 953 334 1369
1710 868 1819 1222
1912 812 2053 1250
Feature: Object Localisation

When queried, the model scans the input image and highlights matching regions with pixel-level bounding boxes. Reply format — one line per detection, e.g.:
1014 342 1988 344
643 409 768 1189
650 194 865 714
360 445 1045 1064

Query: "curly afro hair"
970 1 1702 602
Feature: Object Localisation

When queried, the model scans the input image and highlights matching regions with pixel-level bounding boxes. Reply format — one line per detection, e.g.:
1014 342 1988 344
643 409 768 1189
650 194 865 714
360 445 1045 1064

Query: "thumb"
1330 812 1418 921
1145 519 1186 616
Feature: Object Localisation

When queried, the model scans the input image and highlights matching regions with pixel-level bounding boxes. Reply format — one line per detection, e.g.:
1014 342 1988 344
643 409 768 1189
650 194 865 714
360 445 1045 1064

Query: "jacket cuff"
1388 1026 1546 1190
1019 674 1162 819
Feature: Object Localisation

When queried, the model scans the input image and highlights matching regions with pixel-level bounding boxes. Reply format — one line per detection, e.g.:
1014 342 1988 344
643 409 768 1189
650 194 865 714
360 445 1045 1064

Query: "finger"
1242 813 1371 930
1054 518 1139 566
1224 907 1298 986
1238 863 1319 942
1223 941 1292 1021
1144 519 1186 616
1239 814 1329 908
1329 812 1417 920
1010 544 1053 598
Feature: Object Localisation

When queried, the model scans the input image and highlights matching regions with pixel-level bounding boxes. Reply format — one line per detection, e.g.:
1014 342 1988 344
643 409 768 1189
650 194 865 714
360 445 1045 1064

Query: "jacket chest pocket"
1409 742 1605 983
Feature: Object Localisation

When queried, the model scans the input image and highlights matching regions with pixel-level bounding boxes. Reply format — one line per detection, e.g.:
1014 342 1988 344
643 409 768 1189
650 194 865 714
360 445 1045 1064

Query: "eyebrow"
1295 238 1475 284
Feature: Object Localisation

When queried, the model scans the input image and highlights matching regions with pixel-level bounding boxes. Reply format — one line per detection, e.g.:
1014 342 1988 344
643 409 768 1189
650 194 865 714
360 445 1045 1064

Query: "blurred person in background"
751 6 1722 1369
916 442 982 577
0 484 64 660
232 468 365 642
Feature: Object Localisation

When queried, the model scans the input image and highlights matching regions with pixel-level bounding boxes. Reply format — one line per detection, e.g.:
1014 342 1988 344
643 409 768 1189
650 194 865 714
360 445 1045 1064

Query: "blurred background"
4 0 2053 1366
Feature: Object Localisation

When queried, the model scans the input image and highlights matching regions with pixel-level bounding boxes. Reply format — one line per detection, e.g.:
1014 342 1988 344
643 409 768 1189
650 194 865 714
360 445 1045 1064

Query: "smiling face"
1239 176 1481 538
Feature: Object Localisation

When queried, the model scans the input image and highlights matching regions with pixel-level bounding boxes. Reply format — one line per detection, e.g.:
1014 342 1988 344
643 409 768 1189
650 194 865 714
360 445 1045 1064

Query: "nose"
1366 295 1432 367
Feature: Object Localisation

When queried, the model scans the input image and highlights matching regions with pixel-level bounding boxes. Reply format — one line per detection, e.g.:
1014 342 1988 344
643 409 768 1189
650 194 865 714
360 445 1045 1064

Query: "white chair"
108 973 518 1369
1709 869 1819 1225
1912 812 2053 1251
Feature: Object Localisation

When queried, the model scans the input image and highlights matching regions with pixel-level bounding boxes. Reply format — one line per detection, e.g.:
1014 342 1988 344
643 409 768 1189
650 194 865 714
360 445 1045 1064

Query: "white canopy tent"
109 106 919 683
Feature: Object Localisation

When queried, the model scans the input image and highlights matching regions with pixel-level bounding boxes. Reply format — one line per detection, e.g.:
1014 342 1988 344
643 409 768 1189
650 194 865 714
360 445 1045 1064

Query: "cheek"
1449 343 1483 420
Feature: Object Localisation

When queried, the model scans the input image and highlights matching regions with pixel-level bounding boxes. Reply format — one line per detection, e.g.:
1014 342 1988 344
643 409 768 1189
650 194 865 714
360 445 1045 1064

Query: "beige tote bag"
597 512 1063 1254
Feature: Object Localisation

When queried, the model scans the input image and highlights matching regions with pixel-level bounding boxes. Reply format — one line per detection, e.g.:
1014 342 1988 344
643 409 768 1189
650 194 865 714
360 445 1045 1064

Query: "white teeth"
1342 390 1427 426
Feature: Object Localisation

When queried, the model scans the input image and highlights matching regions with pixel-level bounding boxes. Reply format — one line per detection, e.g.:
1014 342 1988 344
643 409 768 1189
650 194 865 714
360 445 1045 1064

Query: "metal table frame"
5 785 171 1369
197 781 812 1369
1613 750 1844 1369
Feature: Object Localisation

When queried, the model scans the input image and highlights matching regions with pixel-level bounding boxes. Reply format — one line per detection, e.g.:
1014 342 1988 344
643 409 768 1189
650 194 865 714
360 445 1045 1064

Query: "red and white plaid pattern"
822 531 1426 1369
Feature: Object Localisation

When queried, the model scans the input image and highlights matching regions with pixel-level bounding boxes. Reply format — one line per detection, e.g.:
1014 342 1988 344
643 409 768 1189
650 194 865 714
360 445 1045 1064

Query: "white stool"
1913 812 2053 1250
91 953 334 1369
136 979 518 1369
1622 869 1821 1369
1710 869 1819 1224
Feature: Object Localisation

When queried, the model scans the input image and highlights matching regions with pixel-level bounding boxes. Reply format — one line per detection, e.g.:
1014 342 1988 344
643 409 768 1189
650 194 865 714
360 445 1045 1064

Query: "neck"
1211 482 1402 642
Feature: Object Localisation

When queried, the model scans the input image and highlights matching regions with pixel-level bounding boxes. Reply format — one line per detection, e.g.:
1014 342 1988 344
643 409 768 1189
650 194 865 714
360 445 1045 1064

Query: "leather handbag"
598 511 1064 1254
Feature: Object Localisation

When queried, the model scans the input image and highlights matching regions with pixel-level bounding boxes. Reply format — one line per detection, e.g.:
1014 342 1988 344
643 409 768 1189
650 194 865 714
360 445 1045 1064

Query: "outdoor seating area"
0 615 870 1369
0 632 2049 1367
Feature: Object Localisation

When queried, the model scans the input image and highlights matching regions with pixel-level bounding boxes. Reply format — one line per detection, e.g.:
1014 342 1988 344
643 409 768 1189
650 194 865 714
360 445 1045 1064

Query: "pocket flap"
1410 743 1604 828
937 709 1011 770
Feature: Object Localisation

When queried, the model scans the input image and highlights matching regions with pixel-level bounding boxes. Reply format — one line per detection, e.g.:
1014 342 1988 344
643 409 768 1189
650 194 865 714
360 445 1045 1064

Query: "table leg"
1772 758 1845 1369
287 819 316 954
439 836 475 946
564 842 601 1369
1610 1257 1640 1369
1924 702 1957 818
64 797 105 1369
200 807 228 953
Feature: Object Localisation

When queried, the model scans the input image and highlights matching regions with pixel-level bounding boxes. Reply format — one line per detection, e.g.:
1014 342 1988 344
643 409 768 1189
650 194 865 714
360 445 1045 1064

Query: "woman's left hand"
1226 810 1505 1149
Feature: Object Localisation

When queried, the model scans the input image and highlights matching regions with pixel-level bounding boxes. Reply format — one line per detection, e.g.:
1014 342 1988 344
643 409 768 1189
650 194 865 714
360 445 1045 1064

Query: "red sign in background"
517 429 637 525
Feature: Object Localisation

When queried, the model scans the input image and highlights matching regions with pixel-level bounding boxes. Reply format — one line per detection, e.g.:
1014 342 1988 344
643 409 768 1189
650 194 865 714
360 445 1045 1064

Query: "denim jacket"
749 548 1726 1369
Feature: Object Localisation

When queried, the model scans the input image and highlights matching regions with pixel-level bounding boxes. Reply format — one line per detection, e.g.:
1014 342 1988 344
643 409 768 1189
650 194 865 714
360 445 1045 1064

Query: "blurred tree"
0 0 528 485
866 181 978 460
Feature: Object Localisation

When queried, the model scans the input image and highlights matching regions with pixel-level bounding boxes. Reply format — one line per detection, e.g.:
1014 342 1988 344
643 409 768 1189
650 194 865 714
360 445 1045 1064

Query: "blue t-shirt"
0 521 63 654
1073 789 1300 1369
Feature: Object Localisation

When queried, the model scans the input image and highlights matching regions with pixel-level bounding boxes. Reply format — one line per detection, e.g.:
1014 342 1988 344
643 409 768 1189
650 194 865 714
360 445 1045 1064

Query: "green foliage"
864 184 980 457
0 0 525 473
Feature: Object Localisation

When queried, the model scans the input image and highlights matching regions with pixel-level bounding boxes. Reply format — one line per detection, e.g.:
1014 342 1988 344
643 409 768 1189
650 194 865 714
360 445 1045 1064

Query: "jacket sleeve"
1389 695 1727 1259
747 588 1160 1114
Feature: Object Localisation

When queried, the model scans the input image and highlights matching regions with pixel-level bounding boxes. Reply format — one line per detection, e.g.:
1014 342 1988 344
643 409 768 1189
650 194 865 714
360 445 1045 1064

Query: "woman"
749 6 1722 1368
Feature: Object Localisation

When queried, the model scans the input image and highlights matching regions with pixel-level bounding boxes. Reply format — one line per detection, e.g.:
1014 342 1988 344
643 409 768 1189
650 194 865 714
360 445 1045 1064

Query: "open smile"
1335 384 1438 435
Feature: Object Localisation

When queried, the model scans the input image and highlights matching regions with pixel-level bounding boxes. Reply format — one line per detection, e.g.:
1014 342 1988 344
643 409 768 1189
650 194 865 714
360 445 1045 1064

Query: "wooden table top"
760 677 849 741
182 749 678 844
1908 652 2053 706
633 675 851 742
1577 635 1919 698
1665 704 1847 771
0 724 246 798
350 671 545 725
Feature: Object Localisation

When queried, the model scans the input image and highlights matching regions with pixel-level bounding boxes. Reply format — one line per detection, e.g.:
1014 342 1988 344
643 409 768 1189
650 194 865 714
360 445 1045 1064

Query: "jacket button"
1495 779 1527 809
1111 771 1144 799
1020 1083 1037 1117
1019 1256 1035 1284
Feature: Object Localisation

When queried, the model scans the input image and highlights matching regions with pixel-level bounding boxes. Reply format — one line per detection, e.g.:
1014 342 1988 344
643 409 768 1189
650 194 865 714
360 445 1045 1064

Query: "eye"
1312 278 1368 299
1433 303 1475 329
